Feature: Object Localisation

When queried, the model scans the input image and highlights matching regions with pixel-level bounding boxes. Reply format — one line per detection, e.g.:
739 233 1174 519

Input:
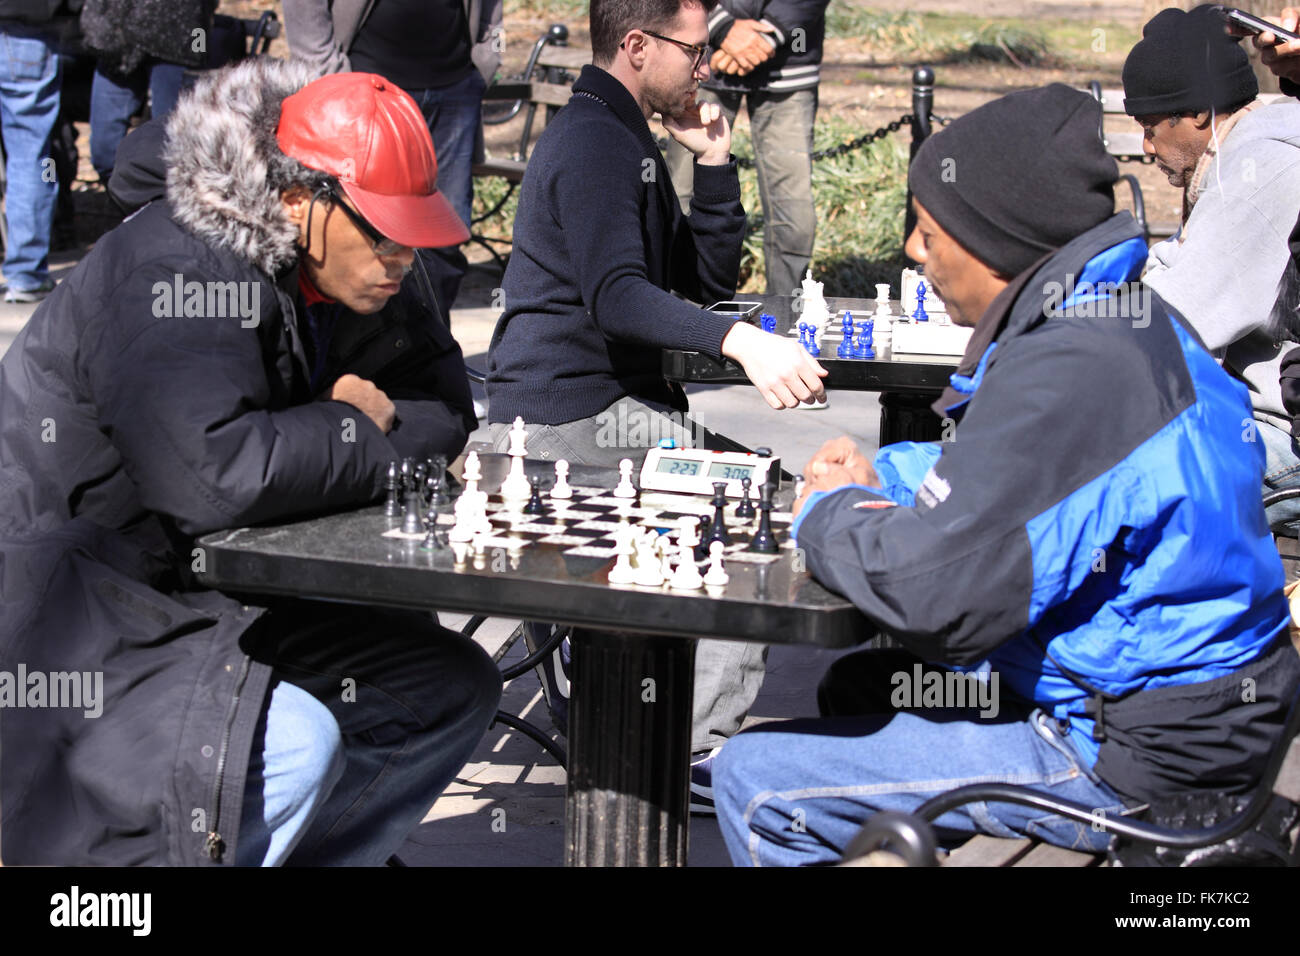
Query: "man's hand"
792 438 880 518
711 49 745 75
720 19 777 72
662 100 731 165
328 373 396 434
721 321 828 408
1252 8 1300 85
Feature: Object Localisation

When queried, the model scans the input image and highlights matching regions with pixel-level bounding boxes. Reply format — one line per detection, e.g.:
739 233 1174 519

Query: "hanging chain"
735 112 953 168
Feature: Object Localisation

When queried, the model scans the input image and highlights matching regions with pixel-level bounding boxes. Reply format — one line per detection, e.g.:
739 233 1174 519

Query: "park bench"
471 25 588 270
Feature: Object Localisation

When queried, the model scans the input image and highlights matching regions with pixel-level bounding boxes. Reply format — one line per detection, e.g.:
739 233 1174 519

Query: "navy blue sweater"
486 65 745 425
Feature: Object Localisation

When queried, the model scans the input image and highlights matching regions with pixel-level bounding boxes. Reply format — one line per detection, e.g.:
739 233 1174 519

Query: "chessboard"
383 485 795 567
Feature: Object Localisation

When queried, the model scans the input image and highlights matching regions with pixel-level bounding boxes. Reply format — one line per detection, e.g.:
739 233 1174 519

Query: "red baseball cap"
276 72 470 249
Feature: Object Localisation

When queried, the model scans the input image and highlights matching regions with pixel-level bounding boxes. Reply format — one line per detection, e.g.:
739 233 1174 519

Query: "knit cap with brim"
907 83 1118 279
1122 3 1258 116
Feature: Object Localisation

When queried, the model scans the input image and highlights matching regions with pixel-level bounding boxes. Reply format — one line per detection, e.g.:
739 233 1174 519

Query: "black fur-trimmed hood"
163 57 321 277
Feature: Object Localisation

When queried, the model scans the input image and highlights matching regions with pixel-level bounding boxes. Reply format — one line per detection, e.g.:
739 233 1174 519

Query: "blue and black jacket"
792 213 1300 804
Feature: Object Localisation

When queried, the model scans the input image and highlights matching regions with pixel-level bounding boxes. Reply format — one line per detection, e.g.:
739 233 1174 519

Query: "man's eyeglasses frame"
632 29 710 72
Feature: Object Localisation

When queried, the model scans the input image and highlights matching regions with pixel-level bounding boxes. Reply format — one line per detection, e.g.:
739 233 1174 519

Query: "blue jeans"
407 70 485 316
235 603 502 866
89 60 187 179
666 87 817 297
713 648 1127 866
1259 416 1300 533
0 23 60 292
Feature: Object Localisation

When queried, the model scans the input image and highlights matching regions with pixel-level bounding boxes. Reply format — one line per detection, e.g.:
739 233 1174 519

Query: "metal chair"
844 685 1300 866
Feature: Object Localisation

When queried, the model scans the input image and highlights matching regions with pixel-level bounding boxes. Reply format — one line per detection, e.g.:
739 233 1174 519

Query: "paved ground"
2 253 887 867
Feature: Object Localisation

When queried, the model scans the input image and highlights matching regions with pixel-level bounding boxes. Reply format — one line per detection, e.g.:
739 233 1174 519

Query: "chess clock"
639 445 780 498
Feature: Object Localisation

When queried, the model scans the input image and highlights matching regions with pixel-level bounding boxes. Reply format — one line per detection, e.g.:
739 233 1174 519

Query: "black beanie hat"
1122 4 1258 115
907 84 1118 279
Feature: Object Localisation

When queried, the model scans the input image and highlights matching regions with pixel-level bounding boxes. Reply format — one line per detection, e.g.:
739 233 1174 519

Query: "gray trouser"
489 396 769 752
665 86 817 298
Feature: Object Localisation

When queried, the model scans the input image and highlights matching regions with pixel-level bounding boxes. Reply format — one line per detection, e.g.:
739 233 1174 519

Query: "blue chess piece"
760 312 777 334
913 281 930 322
841 310 854 341
858 319 876 359
802 322 821 357
836 326 853 358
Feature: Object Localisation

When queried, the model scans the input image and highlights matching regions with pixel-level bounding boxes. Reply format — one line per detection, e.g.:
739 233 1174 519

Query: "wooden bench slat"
481 81 575 109
536 47 592 71
1102 131 1145 157
472 158 526 183
943 835 1033 867
1017 842 1102 867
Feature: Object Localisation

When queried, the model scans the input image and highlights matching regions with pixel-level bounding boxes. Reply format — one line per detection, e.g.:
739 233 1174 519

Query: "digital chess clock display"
642 448 777 498
655 457 758 482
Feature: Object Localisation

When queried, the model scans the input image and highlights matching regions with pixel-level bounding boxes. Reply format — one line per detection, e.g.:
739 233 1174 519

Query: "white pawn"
551 459 573 499
656 534 675 580
634 534 664 586
678 516 700 548
670 539 704 590
613 458 637 498
703 540 729 587
608 519 636 585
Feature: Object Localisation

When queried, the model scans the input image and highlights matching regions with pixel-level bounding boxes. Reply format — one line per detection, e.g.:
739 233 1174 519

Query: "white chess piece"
874 283 892 318
500 418 531 502
800 268 830 347
507 416 528 457
873 283 893 351
613 458 637 498
670 539 704 590
462 450 482 485
678 516 700 548
656 534 674 580
551 459 573 499
634 534 665 586
703 540 729 587
608 519 636 585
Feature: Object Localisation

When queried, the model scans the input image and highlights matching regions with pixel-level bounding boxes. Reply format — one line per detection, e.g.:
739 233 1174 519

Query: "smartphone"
706 301 763 318
1219 7 1300 44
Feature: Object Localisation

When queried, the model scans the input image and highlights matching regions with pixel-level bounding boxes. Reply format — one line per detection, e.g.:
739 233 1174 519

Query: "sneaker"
525 623 570 736
689 746 723 815
4 280 55 303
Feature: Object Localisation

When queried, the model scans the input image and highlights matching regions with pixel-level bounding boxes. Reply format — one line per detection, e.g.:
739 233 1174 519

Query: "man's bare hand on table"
328 373 396 433
793 437 880 517
721 321 828 410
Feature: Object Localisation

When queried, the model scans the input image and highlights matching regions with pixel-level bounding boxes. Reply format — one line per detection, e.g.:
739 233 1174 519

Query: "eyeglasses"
638 30 710 71
326 188 407 257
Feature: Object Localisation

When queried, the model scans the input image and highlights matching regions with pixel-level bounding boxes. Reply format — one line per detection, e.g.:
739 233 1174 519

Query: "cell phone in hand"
1219 6 1300 44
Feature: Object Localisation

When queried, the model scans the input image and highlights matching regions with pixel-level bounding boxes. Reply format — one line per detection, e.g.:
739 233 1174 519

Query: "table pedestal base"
565 629 696 866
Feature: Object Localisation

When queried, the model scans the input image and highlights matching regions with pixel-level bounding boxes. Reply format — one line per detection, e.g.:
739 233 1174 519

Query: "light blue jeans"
665 87 817 297
0 23 60 292
89 61 188 179
714 649 1128 866
1259 416 1300 534
235 603 502 866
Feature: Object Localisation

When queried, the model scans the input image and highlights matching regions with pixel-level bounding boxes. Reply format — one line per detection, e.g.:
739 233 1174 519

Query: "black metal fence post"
904 65 935 259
